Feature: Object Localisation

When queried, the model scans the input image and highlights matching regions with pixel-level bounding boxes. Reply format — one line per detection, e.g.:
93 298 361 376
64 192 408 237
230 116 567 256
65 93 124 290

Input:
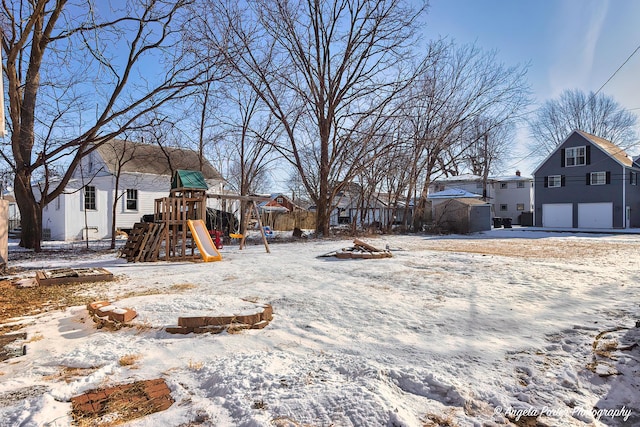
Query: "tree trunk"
317 118 331 236
14 170 42 251
110 174 121 250
316 197 329 237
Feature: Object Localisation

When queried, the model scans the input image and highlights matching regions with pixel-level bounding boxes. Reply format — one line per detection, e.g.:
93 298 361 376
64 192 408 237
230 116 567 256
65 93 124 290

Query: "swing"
229 204 244 239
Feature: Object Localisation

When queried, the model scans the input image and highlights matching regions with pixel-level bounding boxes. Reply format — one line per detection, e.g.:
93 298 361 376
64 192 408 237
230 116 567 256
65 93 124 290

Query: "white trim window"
517 203 525 211
565 146 586 166
126 189 138 211
517 182 525 188
548 175 562 188
590 171 607 185
631 171 638 186
500 183 508 189
500 204 508 211
84 186 96 210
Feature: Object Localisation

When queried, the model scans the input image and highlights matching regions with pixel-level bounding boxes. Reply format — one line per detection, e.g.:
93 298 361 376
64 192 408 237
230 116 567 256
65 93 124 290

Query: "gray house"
533 130 640 229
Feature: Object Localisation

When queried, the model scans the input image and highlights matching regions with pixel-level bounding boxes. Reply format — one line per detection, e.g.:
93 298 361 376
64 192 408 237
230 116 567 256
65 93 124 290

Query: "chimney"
515 170 521 176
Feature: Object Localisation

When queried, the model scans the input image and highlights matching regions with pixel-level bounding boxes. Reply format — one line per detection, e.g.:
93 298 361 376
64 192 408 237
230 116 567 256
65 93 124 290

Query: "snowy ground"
1 229 639 426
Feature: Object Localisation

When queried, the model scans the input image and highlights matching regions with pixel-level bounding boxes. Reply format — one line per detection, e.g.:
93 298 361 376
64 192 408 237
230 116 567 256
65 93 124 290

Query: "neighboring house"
430 173 485 197
3 193 20 232
429 171 534 224
533 130 640 229
491 171 535 224
323 183 403 228
257 193 306 214
39 139 225 241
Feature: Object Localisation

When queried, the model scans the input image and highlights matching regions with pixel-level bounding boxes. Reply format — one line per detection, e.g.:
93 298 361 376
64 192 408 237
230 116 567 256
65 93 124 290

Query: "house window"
517 182 525 188
84 186 96 210
500 204 508 211
126 189 138 211
547 175 562 188
631 172 638 186
500 183 508 189
56 196 60 210
589 171 607 185
276 197 284 204
517 203 525 211
565 146 586 166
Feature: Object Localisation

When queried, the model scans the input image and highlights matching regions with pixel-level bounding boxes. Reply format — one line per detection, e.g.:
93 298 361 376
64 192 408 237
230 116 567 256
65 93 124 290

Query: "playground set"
120 170 271 262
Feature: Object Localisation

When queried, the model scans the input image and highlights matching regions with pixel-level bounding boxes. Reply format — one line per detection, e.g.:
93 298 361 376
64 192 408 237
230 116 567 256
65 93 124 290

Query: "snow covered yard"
1 230 639 426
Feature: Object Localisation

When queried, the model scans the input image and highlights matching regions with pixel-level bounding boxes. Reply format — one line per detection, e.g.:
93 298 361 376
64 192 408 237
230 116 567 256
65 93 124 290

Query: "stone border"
87 301 137 324
166 304 273 334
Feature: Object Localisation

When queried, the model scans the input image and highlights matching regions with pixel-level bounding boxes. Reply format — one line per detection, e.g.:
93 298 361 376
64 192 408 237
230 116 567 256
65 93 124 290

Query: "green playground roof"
171 169 209 190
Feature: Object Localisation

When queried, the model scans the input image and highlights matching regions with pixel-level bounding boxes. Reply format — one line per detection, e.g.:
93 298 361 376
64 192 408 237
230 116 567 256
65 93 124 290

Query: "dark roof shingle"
95 140 223 180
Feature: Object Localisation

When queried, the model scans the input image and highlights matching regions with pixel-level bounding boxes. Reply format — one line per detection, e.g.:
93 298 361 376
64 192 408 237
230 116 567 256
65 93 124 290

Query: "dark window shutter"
560 149 565 167
561 175 566 187
586 146 591 165
586 173 591 185
606 171 611 184
544 177 548 188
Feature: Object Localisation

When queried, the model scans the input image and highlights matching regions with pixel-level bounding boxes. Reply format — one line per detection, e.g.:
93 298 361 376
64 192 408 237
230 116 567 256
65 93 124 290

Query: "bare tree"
102 140 140 250
528 89 638 157
217 80 282 233
0 0 208 251
194 0 427 236
398 39 530 229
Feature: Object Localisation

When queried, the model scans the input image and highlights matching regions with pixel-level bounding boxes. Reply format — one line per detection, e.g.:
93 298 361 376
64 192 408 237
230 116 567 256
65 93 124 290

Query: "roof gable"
575 130 633 167
95 139 223 180
533 130 633 174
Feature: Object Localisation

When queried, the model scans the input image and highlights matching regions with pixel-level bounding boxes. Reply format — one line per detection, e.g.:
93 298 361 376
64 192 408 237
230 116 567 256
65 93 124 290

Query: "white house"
429 171 534 224
39 139 226 241
323 183 407 228
491 171 534 225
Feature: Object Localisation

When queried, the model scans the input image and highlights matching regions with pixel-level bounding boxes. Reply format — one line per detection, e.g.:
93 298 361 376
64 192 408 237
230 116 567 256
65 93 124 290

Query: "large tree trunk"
316 121 331 236
14 170 42 251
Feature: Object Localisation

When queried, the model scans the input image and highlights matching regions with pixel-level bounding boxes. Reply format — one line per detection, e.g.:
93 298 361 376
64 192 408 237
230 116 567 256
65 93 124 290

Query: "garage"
542 203 573 228
578 202 613 229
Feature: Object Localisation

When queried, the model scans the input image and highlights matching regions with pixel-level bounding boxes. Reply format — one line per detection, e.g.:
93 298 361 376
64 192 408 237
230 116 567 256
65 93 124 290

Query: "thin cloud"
548 0 610 96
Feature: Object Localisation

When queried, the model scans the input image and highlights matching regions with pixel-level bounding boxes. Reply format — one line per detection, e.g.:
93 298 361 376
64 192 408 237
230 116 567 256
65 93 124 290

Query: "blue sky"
420 0 640 174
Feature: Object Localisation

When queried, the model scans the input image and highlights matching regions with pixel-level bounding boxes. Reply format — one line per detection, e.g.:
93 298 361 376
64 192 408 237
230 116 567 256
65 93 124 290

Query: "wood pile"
319 239 392 259
119 222 165 262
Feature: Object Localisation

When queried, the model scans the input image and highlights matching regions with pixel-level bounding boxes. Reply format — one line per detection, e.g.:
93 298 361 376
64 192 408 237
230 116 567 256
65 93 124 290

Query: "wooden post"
253 200 271 254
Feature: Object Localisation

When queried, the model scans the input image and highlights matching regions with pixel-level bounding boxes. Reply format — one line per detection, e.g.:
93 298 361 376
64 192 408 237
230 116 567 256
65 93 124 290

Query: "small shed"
433 198 491 234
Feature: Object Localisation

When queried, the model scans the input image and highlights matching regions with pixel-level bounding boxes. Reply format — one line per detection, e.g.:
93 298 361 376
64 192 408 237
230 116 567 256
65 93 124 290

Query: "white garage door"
578 202 613 229
542 203 573 228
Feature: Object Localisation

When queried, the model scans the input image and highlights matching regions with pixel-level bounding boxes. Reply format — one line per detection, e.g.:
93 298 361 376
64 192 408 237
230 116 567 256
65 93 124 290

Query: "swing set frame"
207 194 272 253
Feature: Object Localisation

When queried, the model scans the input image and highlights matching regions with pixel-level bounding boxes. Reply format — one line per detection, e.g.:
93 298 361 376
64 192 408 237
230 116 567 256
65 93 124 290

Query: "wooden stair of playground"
120 222 165 262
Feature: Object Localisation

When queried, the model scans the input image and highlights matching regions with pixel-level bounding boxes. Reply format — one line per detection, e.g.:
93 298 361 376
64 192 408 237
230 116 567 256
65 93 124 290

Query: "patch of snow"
1 232 639 426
